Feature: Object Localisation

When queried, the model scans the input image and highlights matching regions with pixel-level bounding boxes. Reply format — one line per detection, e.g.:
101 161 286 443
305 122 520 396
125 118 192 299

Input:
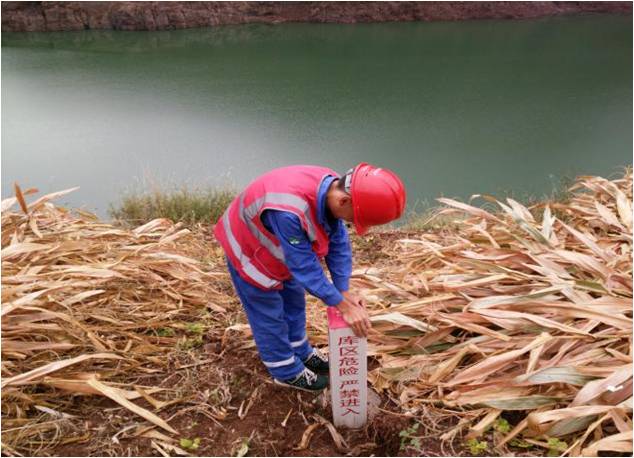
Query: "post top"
327 306 349 329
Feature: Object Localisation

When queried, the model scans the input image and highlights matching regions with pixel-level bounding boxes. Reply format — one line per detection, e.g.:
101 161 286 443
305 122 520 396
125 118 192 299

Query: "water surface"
2 15 632 217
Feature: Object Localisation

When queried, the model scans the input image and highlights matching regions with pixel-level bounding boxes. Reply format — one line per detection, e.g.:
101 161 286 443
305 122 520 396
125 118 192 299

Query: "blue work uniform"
226 175 352 380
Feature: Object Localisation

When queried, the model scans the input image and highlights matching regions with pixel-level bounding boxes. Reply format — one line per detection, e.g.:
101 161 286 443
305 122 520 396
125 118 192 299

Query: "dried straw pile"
2 170 631 457
340 171 632 456
1 186 232 455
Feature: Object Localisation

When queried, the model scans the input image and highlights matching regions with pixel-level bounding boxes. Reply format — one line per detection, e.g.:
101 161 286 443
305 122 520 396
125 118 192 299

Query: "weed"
231 374 245 387
234 437 250 457
185 322 205 334
398 422 421 452
177 335 203 350
466 438 488 456
109 186 235 226
509 438 533 449
156 327 175 337
229 374 250 397
547 437 568 456
494 418 511 434
208 388 221 405
179 437 201 450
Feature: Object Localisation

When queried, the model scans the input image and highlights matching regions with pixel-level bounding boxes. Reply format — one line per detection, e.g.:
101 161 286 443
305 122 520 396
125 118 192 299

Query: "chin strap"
343 167 354 194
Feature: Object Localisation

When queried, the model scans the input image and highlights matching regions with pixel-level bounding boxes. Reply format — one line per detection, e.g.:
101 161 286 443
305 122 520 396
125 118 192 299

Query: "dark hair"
335 177 347 193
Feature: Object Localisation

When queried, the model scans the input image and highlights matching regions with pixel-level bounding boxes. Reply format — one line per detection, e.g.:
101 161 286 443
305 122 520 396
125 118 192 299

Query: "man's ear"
339 194 351 207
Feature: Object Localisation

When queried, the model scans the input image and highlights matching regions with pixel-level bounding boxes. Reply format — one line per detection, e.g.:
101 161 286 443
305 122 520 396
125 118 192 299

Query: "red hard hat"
346 163 406 235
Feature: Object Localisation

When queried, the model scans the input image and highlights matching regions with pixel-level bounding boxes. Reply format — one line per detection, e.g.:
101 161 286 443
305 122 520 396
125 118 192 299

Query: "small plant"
180 437 201 450
509 438 533 449
208 388 222 404
466 438 488 456
494 417 511 434
399 422 421 451
177 335 203 350
234 437 250 457
229 374 249 397
156 327 175 337
547 437 568 456
185 322 205 334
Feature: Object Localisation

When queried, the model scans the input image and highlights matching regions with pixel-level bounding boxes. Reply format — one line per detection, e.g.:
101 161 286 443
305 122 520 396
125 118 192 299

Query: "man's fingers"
352 322 363 337
349 314 360 337
350 314 363 337
357 316 366 337
352 320 361 337
359 309 370 334
343 308 370 337
358 315 369 337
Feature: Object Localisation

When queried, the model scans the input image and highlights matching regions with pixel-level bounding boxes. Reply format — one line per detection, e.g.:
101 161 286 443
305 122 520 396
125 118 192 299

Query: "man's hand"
336 293 371 338
342 290 366 308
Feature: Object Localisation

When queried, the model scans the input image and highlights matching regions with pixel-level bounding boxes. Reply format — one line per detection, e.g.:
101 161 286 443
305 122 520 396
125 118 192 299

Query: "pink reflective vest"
214 165 339 290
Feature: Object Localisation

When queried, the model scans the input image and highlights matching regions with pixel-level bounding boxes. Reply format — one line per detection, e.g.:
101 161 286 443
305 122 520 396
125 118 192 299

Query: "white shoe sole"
273 378 326 393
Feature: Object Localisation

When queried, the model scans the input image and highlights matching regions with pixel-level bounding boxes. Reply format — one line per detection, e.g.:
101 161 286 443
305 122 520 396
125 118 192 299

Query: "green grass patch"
109 186 236 226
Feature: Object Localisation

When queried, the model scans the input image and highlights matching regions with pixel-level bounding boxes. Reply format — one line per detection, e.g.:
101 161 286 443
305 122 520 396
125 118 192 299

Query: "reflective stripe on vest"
243 192 318 242
239 194 285 262
222 189 325 289
222 209 279 289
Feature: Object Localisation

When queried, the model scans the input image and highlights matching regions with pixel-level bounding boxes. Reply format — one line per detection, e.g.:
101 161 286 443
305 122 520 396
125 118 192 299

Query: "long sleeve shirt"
261 175 352 306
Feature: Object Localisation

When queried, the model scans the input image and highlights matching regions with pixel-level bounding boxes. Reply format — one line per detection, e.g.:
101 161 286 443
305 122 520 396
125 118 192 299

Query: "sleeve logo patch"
288 236 301 245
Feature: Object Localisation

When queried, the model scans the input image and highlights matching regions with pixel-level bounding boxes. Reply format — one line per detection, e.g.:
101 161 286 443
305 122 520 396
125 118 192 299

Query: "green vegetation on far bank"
108 173 581 228
109 186 236 226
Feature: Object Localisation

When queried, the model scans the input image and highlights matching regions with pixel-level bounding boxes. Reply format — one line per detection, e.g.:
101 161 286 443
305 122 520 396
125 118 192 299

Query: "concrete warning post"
327 307 367 429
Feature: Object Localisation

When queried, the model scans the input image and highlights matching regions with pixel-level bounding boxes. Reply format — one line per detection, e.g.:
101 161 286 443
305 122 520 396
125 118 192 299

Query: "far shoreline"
2 1 632 33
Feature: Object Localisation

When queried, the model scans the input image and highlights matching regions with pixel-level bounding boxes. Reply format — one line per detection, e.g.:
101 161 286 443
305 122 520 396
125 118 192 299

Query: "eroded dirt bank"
2 1 632 32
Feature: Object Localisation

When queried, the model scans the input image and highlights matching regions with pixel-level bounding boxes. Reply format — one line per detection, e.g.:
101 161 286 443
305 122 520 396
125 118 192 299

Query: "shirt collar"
317 175 337 228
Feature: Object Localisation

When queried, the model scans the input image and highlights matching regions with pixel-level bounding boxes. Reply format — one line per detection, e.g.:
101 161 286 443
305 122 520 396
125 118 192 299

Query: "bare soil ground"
48 340 414 457
27 229 460 457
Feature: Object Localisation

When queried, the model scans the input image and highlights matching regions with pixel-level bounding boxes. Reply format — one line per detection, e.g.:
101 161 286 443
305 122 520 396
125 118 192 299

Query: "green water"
2 15 632 218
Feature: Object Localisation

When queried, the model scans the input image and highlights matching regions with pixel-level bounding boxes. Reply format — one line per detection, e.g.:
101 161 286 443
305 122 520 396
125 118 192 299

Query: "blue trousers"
226 258 313 380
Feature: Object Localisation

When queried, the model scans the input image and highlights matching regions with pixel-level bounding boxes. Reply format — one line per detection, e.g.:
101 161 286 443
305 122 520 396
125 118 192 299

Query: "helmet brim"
354 222 369 236
350 162 370 236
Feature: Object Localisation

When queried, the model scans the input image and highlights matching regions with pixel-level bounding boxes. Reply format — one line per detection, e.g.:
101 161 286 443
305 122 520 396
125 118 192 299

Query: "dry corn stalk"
311 169 632 456
2 169 632 456
1 187 234 454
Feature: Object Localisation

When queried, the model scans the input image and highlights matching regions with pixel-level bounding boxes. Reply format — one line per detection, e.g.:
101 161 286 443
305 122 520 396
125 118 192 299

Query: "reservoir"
2 15 631 218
